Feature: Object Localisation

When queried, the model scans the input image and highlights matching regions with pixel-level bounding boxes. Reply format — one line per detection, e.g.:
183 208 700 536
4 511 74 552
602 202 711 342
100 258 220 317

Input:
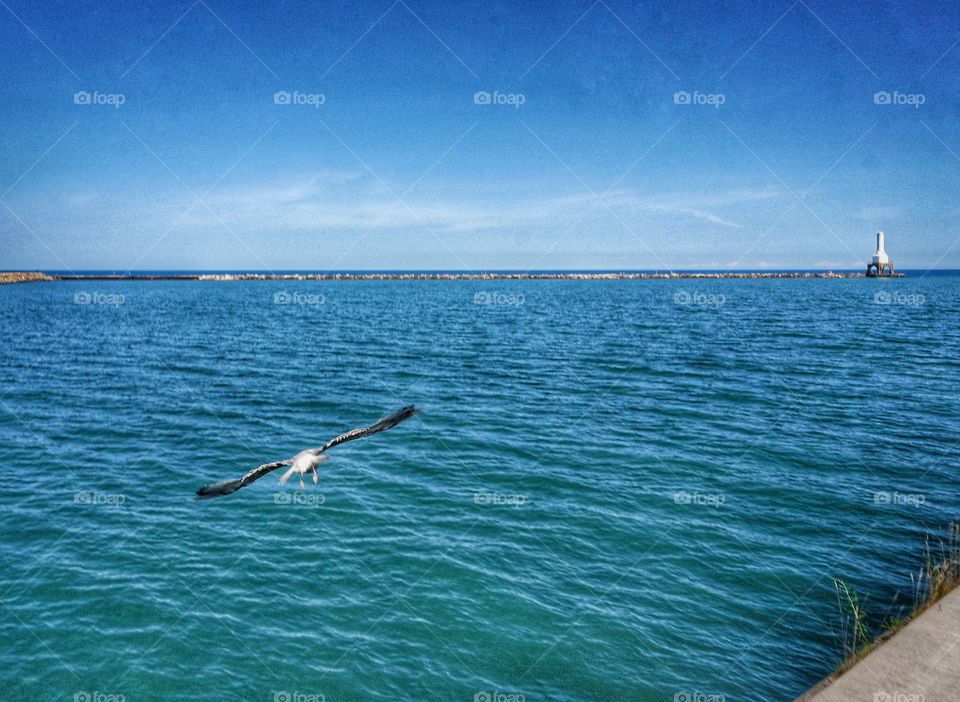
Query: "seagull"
196 405 419 499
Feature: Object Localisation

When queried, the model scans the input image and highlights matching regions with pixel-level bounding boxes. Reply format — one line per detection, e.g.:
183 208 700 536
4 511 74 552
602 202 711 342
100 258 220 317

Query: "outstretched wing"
195 406 419 500
196 459 292 499
308 405 420 454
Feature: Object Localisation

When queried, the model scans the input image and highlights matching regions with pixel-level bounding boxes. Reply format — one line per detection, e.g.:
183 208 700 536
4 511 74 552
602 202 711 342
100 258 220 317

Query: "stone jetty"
0 272 55 285
20 271 896 283
0 271 907 285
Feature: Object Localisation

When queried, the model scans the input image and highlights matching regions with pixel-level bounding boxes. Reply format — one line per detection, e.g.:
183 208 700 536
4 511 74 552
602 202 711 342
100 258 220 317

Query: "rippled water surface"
1 277 958 701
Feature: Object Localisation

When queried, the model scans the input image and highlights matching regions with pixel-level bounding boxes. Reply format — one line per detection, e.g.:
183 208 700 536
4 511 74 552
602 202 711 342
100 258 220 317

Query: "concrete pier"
0 271 903 283
798 587 960 701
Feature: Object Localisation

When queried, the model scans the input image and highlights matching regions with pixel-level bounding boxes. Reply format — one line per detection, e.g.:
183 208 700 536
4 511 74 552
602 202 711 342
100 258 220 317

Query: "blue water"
1 277 958 701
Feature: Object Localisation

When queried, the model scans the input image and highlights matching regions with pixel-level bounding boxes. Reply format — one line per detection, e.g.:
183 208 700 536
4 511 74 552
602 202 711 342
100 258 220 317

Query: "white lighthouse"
866 230 895 277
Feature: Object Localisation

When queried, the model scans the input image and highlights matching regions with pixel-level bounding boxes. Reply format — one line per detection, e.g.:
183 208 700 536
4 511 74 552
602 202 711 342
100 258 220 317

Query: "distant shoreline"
0 271 907 284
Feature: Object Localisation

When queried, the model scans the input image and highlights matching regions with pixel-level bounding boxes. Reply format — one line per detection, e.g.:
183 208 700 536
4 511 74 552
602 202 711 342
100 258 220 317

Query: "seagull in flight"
196 406 419 499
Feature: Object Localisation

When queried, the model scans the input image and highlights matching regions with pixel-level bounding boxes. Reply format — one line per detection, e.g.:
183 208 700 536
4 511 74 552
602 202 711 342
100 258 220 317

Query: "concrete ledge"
797 587 960 701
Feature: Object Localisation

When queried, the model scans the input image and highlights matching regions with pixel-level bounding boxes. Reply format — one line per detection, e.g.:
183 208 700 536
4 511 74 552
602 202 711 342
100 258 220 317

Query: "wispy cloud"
855 205 903 220
179 180 783 234
205 170 363 207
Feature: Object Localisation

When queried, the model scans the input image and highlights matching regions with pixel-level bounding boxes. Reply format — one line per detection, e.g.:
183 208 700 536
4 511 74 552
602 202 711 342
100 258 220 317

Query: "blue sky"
0 0 958 270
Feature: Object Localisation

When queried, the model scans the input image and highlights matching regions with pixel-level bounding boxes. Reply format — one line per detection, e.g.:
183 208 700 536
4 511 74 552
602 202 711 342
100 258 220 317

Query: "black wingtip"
371 405 420 432
195 479 243 500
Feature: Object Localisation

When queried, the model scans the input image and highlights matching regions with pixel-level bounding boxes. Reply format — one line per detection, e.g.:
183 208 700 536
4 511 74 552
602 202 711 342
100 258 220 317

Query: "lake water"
1 277 958 701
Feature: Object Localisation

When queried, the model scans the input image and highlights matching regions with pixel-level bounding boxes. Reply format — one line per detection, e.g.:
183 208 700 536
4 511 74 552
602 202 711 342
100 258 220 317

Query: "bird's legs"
279 453 326 489
291 466 318 489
